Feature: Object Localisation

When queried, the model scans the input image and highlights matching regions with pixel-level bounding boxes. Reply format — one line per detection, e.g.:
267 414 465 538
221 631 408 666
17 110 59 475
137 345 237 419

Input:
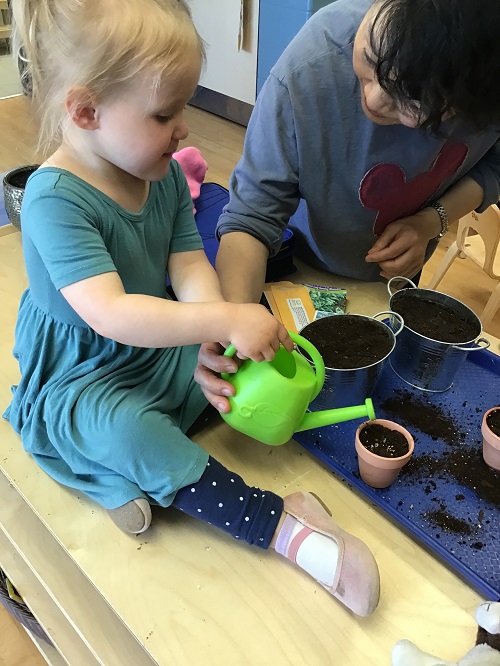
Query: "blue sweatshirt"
216 0 500 281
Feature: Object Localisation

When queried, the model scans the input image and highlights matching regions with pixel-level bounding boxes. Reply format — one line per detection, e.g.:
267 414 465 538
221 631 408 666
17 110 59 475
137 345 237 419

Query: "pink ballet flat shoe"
283 491 380 617
107 498 152 534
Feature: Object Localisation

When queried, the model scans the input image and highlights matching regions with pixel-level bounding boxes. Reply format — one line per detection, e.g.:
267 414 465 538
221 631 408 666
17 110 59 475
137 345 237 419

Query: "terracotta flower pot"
481 408 500 472
355 419 414 489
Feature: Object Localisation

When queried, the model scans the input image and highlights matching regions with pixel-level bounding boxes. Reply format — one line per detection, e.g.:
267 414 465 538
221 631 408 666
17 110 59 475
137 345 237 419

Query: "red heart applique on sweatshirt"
359 142 468 235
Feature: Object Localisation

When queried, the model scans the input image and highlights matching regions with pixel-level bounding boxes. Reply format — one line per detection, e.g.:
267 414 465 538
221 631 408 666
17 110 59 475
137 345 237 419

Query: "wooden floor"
1 93 500 664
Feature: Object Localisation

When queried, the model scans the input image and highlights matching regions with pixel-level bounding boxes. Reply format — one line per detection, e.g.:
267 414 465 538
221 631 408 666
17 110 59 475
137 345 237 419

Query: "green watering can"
220 331 376 446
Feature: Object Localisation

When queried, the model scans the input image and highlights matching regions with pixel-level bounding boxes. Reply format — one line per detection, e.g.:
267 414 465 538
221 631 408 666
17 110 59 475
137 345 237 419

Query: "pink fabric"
274 514 297 557
274 513 315 563
287 525 314 563
172 146 209 213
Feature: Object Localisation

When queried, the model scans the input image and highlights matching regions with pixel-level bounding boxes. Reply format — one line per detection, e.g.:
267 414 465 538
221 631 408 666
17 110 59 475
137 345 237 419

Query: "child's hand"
228 304 293 362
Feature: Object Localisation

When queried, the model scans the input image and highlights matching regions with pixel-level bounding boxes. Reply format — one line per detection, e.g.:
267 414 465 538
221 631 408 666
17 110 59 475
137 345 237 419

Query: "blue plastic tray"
293 347 500 599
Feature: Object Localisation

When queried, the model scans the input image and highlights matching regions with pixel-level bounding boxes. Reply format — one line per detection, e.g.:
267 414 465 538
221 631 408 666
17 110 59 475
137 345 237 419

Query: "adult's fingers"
366 236 409 263
198 341 238 374
194 362 235 413
379 258 422 280
366 226 398 256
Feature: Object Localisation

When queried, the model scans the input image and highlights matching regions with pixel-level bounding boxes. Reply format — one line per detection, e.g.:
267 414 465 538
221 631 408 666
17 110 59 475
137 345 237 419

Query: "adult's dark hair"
369 0 500 133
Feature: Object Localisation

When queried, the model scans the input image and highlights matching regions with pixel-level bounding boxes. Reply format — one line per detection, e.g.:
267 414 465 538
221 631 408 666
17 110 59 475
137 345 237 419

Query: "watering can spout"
296 398 376 433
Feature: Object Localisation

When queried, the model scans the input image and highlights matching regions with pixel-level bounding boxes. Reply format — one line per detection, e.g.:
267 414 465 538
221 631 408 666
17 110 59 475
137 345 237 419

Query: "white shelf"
0 473 156 665
0 526 101 665
24 627 69 666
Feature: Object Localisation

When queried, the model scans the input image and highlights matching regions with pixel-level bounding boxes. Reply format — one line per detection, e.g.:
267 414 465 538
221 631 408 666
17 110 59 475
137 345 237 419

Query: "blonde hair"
12 0 205 155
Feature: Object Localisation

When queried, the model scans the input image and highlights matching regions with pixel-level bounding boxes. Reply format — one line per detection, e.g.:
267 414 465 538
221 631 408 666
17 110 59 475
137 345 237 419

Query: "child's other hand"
229 304 293 362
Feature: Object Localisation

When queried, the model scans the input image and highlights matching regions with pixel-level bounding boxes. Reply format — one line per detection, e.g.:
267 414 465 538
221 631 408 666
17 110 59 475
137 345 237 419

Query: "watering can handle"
223 331 326 400
387 276 418 298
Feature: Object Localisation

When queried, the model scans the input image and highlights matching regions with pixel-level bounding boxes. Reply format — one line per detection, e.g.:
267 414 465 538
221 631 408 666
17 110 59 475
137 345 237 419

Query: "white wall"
188 0 259 105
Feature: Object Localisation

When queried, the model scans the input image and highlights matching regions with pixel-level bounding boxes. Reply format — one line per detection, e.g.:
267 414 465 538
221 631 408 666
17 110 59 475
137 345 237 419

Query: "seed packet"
266 283 315 333
263 281 348 333
302 283 347 316
314 310 335 320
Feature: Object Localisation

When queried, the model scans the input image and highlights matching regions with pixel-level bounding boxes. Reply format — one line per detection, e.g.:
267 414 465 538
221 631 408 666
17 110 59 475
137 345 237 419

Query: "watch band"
430 201 449 240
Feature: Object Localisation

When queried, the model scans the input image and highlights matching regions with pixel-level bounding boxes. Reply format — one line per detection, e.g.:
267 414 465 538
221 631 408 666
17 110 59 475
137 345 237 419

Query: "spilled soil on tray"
381 389 499 540
422 501 487 549
424 506 473 535
400 446 500 508
381 389 465 445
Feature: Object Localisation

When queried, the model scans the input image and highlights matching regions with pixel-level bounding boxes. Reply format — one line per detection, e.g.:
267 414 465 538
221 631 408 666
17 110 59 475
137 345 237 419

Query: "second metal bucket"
299 312 404 410
387 276 490 392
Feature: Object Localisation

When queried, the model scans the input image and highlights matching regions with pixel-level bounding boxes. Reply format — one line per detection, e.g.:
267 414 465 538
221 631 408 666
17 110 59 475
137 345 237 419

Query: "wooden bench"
0 229 495 665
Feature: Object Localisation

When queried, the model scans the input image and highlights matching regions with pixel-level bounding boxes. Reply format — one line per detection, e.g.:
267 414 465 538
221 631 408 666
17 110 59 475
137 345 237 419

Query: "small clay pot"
355 419 414 489
481 408 500 472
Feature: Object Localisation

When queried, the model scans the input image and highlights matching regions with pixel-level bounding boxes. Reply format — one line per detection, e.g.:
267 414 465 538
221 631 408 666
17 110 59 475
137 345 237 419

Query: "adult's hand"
194 341 238 414
365 208 441 280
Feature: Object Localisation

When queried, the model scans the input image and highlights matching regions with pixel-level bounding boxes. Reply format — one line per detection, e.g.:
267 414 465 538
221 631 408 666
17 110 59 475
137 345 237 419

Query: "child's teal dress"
3 164 210 509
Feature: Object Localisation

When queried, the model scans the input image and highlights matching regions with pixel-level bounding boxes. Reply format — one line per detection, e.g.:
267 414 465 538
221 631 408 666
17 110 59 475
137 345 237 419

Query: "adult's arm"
216 232 269 303
215 74 301 302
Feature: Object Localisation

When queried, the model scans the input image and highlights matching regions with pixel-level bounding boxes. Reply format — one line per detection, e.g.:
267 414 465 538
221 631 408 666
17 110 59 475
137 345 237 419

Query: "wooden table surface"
0 226 497 665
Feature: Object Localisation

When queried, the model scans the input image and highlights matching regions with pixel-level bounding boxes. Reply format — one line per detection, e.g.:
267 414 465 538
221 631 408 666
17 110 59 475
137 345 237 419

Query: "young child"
4 0 379 617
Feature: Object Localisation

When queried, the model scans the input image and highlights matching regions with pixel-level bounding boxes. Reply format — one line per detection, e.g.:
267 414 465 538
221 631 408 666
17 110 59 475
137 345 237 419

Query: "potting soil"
392 298 477 343
300 315 393 368
359 423 409 457
381 389 465 445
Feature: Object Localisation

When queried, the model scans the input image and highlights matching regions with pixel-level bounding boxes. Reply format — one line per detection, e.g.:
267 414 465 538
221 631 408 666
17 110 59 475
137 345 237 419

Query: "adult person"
196 0 500 411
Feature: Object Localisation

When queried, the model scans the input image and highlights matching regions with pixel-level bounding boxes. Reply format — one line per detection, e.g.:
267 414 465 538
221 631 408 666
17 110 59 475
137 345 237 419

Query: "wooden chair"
427 204 500 328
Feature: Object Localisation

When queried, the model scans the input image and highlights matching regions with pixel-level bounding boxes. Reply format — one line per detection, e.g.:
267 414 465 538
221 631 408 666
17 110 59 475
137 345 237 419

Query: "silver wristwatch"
430 201 449 240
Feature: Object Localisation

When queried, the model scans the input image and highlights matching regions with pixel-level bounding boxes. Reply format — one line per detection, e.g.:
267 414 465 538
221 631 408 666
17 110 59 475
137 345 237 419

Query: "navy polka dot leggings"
171 456 284 549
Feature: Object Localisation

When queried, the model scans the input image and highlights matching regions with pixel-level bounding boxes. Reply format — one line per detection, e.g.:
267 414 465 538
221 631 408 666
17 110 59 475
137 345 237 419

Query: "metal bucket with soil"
387 276 490 392
299 311 404 409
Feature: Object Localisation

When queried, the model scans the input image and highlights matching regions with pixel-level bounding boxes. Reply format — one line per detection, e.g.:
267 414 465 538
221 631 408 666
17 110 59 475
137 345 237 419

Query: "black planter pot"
3 164 39 230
